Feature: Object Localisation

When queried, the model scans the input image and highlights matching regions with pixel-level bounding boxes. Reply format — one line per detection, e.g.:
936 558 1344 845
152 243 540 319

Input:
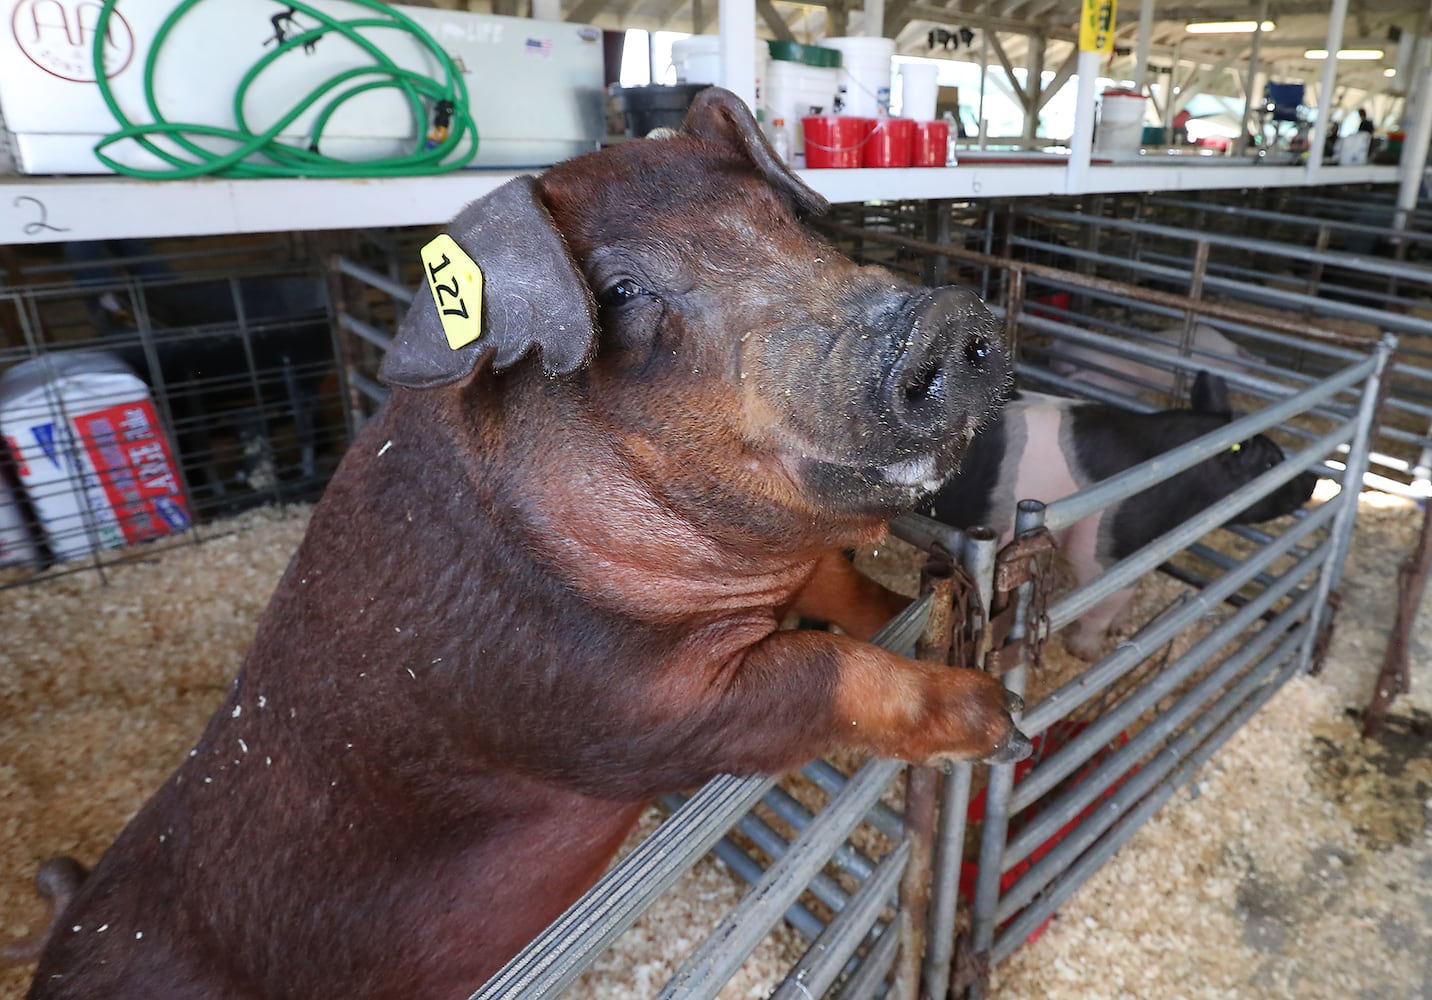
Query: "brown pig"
23 88 1027 1000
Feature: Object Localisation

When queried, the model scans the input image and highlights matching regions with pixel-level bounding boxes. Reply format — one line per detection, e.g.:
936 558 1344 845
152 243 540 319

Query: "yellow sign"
1080 0 1117 54
419 233 484 350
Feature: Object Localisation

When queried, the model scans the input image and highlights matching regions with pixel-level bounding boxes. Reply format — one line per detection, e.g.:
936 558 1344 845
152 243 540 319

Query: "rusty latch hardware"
985 527 1057 676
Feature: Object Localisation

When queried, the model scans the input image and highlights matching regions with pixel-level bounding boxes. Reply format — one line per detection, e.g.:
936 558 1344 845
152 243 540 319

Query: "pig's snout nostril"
902 355 946 407
966 332 992 368
881 286 1005 440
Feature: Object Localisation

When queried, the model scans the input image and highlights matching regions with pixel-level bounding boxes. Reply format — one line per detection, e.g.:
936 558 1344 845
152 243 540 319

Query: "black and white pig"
928 372 1319 659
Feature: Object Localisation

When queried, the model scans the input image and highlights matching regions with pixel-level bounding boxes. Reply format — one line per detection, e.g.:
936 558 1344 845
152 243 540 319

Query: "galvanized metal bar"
1011 236 1432 341
473 601 931 1000
991 639 1308 961
877 591 936 658
1046 424 1346 632
1025 480 1340 736
1012 274 1347 360
338 312 396 351
1007 532 1327 841
818 218 1383 349
1042 424 1340 636
1010 274 1368 369
799 761 906 841
732 803 859 912
1127 244 1432 319
1015 363 1164 411
968 500 1044 992
345 370 389 407
894 559 959 1000
1042 366 1370 532
1014 311 1354 405
770 839 910 1000
889 512 966 559
472 774 776 1000
1023 205 1430 285
323 253 364 445
759 785 879 882
997 585 1319 918
333 254 416 304
655 757 904 1000
702 833 828 942
834 910 901 1000
1148 195 1432 248
1301 335 1395 639
923 528 1000 1000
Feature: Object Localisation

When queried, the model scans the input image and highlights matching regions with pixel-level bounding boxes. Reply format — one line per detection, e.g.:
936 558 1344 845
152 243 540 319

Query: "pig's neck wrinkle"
522 451 819 620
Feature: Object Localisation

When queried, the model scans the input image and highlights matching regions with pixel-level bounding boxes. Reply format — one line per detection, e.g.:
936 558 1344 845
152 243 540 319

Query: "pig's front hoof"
980 727 1033 764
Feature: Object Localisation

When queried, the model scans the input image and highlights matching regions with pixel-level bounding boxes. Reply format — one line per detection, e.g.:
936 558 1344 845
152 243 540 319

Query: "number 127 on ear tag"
420 234 484 350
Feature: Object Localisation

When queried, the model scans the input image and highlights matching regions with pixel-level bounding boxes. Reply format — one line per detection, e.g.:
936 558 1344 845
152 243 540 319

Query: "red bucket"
802 116 874 168
911 120 950 167
863 117 916 167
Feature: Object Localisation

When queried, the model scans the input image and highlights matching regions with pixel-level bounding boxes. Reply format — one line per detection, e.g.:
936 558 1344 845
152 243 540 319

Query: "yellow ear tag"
1230 442 1242 453
420 234 483 350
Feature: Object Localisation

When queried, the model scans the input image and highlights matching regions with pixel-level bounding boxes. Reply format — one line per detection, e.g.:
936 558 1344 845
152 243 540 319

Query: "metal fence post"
893 556 959 1000
1302 333 1395 675
925 527 999 1000
967 500 1045 997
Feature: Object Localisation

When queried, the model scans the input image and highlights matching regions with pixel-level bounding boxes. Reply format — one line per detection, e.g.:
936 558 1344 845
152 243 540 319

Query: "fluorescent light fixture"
1186 20 1275 33
1385 67 1398 77
1304 48 1385 59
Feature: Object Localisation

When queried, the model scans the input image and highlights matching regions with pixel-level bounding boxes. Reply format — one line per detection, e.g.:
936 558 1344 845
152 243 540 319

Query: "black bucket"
615 83 712 137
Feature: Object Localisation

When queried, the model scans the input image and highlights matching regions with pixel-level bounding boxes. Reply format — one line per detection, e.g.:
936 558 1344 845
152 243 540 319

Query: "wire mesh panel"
0 236 344 583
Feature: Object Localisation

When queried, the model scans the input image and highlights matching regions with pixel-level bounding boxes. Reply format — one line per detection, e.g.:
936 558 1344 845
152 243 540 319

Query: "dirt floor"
0 493 1428 999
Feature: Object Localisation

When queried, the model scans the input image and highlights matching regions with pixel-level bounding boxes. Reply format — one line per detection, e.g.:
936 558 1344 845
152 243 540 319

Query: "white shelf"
0 160 1403 246
1 172 520 246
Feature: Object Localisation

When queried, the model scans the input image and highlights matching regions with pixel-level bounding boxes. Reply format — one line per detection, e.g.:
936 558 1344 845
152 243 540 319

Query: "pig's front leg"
782 550 910 642
1062 587 1138 661
699 630 1030 777
1058 515 1136 661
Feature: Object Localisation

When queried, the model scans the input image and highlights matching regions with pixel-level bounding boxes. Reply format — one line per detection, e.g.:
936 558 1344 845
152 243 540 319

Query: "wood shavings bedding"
1 496 1428 998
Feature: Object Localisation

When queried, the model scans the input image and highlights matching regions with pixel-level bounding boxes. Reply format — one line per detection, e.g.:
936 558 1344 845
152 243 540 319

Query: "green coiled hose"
91 0 478 179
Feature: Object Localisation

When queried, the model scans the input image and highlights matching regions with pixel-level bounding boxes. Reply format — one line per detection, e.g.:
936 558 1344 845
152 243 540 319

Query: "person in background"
1358 108 1375 135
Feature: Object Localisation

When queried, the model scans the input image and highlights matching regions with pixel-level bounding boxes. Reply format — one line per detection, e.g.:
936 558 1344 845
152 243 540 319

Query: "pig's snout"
885 287 1004 439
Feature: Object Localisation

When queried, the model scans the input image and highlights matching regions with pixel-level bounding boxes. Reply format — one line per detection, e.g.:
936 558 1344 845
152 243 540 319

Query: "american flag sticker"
524 37 554 58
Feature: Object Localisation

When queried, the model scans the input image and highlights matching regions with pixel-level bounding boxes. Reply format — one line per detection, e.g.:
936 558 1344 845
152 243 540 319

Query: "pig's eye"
597 278 647 308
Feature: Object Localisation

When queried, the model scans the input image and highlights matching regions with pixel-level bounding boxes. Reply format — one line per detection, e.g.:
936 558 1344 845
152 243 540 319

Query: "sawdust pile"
1 497 1428 998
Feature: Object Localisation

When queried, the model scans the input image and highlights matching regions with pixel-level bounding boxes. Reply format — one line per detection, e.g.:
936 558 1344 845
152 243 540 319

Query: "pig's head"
380 88 1011 546
1190 372 1320 523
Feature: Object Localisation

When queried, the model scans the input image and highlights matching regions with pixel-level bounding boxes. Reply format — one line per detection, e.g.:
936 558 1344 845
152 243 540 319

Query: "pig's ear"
682 87 829 217
1190 371 1233 418
379 176 598 390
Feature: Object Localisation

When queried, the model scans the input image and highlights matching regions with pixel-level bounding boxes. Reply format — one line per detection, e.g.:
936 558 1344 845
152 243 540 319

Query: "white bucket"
819 37 895 118
672 34 723 86
1094 90 1147 155
765 58 841 145
896 61 940 120
0 351 190 562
